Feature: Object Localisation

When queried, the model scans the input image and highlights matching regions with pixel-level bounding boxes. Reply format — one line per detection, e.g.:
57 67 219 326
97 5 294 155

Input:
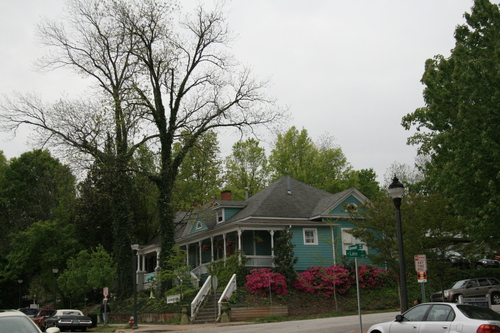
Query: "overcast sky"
0 0 475 184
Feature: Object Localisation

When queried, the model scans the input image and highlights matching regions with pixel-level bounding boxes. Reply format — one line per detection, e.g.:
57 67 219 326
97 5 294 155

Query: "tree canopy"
402 0 500 248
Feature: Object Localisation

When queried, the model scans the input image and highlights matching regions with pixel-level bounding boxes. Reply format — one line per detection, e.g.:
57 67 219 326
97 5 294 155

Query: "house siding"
224 208 241 220
290 226 334 271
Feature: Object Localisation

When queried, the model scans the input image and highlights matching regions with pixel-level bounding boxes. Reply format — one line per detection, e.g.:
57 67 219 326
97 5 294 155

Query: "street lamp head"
388 176 404 209
18 279 23 284
52 266 59 274
131 241 139 253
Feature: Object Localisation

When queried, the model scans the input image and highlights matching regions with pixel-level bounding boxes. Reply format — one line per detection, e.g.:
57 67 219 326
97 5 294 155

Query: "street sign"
349 244 363 250
417 271 427 283
346 249 366 258
414 254 427 272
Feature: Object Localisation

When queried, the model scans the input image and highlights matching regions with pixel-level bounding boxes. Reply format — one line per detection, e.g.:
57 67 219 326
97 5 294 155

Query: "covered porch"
179 227 285 277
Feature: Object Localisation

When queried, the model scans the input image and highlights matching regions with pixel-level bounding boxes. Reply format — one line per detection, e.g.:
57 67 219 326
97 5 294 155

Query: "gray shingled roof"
222 176 341 222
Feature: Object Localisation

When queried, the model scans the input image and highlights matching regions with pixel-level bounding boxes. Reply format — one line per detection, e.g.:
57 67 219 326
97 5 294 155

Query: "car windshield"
60 311 82 316
449 280 468 289
19 308 38 316
0 316 40 333
457 305 500 320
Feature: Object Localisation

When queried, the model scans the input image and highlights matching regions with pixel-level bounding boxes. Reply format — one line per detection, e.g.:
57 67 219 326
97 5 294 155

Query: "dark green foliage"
402 0 500 248
273 229 298 285
207 251 247 290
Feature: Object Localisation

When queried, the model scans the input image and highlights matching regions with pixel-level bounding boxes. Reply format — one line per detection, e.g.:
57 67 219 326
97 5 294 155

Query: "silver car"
0 309 60 333
368 303 500 333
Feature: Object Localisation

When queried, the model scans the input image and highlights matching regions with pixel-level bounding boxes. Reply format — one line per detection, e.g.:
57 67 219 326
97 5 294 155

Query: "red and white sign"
417 271 427 283
414 254 427 272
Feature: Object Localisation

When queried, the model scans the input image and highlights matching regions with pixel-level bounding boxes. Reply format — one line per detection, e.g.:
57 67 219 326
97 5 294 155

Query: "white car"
368 303 500 333
0 309 60 333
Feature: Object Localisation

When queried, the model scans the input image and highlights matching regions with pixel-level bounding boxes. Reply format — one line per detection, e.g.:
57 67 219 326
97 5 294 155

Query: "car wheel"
477 264 484 269
452 294 461 303
492 293 500 305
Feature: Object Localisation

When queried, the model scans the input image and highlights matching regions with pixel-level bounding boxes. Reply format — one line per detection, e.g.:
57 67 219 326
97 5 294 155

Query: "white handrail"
218 274 237 317
191 275 212 319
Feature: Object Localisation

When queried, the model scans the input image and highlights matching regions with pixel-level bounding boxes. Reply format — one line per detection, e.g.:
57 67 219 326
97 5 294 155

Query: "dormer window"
217 210 224 223
196 221 203 230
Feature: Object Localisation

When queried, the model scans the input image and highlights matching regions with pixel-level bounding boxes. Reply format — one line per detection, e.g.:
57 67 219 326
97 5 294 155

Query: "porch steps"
192 291 223 324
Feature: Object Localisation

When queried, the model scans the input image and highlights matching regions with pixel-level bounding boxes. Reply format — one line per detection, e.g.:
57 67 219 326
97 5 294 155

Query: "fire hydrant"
129 316 135 327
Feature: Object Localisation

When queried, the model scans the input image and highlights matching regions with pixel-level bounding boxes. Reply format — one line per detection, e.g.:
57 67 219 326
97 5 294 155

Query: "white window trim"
217 209 224 223
303 228 318 245
195 221 203 230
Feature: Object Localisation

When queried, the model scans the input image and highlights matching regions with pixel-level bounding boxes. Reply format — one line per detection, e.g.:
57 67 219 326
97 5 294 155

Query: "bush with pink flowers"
356 264 389 289
292 265 351 297
245 268 288 296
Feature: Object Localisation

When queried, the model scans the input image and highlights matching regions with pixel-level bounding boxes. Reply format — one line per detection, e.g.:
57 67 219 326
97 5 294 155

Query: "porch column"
223 233 227 260
186 244 189 266
155 249 160 270
140 253 145 271
237 229 243 264
269 230 275 267
210 236 214 262
198 241 202 266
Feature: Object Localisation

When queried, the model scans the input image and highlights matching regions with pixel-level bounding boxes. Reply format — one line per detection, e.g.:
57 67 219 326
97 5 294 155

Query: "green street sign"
346 249 366 258
349 244 363 250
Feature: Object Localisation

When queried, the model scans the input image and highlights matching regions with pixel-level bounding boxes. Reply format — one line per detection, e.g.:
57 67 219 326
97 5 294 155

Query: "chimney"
221 190 232 201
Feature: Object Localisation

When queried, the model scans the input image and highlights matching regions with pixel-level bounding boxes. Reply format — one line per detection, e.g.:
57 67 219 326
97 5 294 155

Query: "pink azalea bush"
245 268 288 296
293 265 351 297
356 264 389 289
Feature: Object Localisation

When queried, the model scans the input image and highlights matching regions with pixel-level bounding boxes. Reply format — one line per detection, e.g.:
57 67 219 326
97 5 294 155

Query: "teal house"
173 176 371 278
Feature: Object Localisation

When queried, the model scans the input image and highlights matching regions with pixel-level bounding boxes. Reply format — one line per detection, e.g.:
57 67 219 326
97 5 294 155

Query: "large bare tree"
1 0 281 293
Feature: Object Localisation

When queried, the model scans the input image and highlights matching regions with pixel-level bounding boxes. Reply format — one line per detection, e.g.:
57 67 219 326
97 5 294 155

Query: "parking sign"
414 254 427 272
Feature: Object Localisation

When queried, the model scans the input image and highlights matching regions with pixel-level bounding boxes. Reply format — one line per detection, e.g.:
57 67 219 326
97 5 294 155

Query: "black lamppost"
18 279 23 308
52 266 59 309
131 242 139 330
388 176 408 312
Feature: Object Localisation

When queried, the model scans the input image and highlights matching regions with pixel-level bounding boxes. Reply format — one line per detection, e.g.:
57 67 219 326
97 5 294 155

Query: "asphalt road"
114 311 400 333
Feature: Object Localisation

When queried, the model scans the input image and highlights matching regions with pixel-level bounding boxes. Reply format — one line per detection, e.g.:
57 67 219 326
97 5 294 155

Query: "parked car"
0 309 60 333
444 251 471 268
367 303 500 333
17 307 39 317
475 258 500 269
430 277 500 304
43 309 92 332
32 308 57 330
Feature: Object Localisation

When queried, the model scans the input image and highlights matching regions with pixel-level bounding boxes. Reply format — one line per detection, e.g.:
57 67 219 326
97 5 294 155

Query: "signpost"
414 255 427 302
346 244 365 333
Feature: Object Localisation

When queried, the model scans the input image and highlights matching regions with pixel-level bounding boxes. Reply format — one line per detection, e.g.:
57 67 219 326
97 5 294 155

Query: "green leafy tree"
349 168 382 200
349 193 465 308
0 150 75 233
269 127 353 193
224 138 269 200
172 131 223 210
273 228 298 285
2 219 81 305
58 245 117 301
402 0 500 247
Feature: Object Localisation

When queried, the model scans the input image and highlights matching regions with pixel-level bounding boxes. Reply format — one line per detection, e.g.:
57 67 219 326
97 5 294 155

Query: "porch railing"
191 275 212 320
246 256 274 267
218 274 237 317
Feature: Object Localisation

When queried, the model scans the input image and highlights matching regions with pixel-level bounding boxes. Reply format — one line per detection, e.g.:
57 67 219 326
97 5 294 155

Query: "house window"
303 228 318 245
217 210 224 223
345 203 358 213
196 221 203 230
341 228 365 254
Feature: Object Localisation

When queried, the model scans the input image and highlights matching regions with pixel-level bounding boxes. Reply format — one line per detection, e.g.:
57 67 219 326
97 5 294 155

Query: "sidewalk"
114 321 252 332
